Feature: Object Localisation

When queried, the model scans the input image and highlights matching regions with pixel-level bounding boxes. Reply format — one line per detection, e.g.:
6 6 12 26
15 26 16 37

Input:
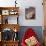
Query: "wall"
0 0 44 26
18 0 44 26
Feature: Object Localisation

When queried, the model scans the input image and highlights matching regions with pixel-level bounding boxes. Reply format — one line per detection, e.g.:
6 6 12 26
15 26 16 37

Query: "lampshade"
13 28 17 32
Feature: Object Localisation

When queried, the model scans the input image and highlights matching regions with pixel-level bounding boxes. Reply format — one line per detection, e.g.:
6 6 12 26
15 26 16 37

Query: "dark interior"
1 28 18 41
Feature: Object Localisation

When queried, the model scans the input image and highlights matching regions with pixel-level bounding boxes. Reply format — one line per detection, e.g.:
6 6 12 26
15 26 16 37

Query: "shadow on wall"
18 26 43 44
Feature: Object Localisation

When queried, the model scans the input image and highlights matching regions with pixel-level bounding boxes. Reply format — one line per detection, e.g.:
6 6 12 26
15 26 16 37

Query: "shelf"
0 7 20 46
0 40 19 46
0 7 19 24
2 40 19 43
1 15 18 24
0 7 19 10
0 24 20 32
1 40 19 46
0 7 19 15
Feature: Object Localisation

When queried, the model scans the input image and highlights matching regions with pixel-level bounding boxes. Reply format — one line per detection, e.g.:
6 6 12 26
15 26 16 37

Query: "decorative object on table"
25 7 35 20
9 9 18 15
21 28 41 46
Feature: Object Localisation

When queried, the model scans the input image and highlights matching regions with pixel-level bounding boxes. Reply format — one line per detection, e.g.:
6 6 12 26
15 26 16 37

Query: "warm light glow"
11 10 14 11
14 29 17 32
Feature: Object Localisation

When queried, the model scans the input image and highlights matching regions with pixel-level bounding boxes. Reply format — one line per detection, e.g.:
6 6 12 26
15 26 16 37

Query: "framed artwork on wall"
25 7 35 20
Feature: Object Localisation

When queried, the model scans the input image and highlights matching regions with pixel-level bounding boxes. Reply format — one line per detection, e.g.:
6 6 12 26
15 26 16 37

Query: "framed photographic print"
2 10 9 15
25 7 35 19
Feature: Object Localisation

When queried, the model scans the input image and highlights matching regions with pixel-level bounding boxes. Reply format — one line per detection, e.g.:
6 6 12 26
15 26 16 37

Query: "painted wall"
18 0 44 26
0 0 44 26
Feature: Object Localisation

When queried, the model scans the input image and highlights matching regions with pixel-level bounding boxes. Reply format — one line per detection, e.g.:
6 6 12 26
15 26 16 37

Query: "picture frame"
25 7 35 19
2 10 9 15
